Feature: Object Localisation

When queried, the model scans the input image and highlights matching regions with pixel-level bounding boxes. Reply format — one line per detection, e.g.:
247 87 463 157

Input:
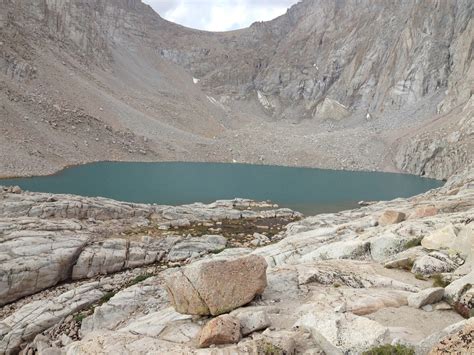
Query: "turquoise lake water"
0 162 443 215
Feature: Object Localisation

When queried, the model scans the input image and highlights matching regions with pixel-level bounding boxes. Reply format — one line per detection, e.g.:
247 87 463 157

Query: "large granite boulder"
165 255 268 315
407 287 444 309
445 271 474 317
410 205 438 219
428 320 474 354
378 210 406 226
421 224 457 251
231 309 270 336
417 319 472 354
369 232 417 262
411 252 460 276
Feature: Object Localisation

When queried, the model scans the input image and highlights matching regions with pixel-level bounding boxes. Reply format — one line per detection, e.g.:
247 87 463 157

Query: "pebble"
422 304 434 312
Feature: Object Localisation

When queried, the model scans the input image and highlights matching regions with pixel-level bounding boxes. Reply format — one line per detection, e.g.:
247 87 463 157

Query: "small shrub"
261 342 284 355
74 313 87 323
363 344 415 355
333 282 342 288
432 273 450 287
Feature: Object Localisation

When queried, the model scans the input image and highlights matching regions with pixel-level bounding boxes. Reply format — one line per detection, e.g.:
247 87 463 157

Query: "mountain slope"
0 0 472 178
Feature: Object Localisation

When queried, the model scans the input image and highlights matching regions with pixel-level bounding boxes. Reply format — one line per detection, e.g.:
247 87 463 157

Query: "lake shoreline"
1 165 472 354
0 158 430 180
0 161 444 216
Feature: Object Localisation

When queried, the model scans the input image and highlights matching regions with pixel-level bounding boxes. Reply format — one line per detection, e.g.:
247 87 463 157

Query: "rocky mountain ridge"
0 0 472 178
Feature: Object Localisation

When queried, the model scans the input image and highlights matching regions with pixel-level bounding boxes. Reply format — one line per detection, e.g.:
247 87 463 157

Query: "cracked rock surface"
1 165 473 354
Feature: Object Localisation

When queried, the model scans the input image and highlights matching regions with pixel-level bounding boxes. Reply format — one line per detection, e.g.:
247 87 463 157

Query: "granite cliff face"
162 0 469 113
0 0 472 178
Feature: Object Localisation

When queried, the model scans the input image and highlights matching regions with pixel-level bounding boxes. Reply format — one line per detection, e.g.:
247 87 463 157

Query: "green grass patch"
363 344 415 355
74 313 87 323
100 291 116 304
127 273 153 287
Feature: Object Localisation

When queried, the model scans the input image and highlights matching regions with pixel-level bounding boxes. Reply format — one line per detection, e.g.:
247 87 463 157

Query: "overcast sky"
142 0 299 32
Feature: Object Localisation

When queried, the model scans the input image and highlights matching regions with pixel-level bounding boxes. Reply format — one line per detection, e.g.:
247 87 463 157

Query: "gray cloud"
142 0 299 31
